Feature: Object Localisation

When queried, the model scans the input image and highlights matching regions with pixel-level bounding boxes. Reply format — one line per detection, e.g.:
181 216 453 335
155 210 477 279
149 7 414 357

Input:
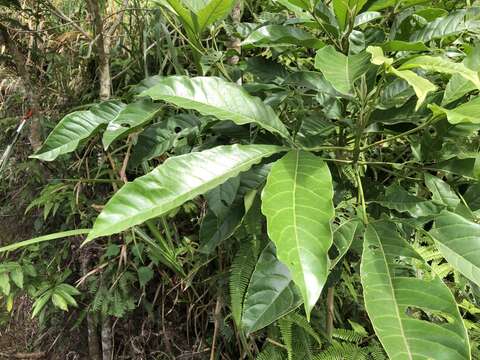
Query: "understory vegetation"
1 0 480 359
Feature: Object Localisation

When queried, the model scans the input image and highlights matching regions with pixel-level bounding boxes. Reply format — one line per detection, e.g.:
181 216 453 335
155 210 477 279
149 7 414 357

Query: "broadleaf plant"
20 0 480 358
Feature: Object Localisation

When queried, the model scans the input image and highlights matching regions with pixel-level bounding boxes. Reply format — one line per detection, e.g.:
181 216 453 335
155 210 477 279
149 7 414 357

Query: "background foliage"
1 0 480 359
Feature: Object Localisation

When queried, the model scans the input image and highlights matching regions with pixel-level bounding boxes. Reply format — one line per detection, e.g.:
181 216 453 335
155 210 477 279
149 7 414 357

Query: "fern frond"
229 241 257 327
366 343 387 360
313 342 368 360
256 345 285 360
292 325 315 359
286 312 322 345
332 328 364 344
279 318 293 360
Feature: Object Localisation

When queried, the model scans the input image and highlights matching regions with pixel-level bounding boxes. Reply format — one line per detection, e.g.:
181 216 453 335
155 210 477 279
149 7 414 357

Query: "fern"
229 241 257 327
365 343 387 360
292 324 315 359
332 328 365 344
313 342 368 360
278 317 293 360
286 312 322 345
256 345 284 360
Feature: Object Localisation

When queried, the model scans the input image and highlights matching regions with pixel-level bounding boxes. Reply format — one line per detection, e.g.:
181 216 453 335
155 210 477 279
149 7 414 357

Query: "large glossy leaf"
410 8 480 42
430 98 480 125
102 100 162 149
31 101 126 161
333 0 368 31
361 221 470 360
242 25 324 49
314 46 371 95
241 242 302 334
140 76 290 139
399 55 480 89
261 151 334 318
430 211 480 287
86 144 284 242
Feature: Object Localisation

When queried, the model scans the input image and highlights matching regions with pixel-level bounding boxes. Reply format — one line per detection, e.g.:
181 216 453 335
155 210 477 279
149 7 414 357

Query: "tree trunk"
87 0 111 100
0 25 42 151
101 316 113 360
80 249 102 360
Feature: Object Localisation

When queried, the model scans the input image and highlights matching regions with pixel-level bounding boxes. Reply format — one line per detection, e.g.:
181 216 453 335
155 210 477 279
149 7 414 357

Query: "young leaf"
31 101 126 161
261 151 334 318
102 99 162 149
196 0 236 32
361 221 470 360
333 0 368 32
430 211 480 287
86 144 284 242
241 242 302 334
399 55 480 89
430 97 480 125
140 76 290 139
314 46 371 95
389 68 437 110
242 25 325 49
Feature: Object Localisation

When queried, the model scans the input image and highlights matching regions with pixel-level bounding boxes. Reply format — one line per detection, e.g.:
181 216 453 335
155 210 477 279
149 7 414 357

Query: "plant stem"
360 117 439 152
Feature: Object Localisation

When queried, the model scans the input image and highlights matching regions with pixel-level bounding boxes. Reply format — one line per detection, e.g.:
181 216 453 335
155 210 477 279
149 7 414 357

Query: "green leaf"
424 174 460 209
31 292 52 318
380 40 429 52
9 267 23 289
410 8 480 43
430 97 480 125
389 68 437 111
31 101 126 161
443 45 480 105
333 0 368 31
314 46 371 95
367 0 429 11
86 144 284 242
102 99 162 149
51 293 69 311
0 273 10 295
199 204 244 254
196 0 236 32
0 229 90 253
399 55 480 89
331 220 360 269
130 114 200 166
241 242 302 334
141 76 290 139
361 221 470 360
261 151 334 318
242 25 325 49
137 266 154 287
430 211 480 287
378 184 444 217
